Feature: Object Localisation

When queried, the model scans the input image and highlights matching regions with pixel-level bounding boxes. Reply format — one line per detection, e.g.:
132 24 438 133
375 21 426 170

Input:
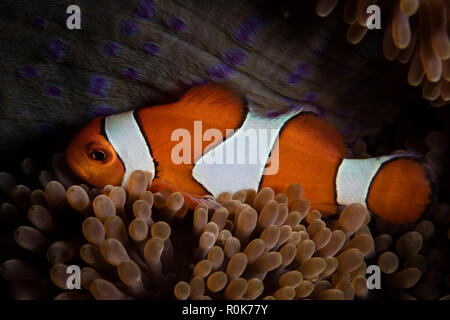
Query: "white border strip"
105 111 155 187
336 155 394 206
192 110 300 197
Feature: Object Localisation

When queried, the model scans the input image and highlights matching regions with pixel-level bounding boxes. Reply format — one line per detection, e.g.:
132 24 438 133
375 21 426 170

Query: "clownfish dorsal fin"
176 83 246 118
136 84 249 196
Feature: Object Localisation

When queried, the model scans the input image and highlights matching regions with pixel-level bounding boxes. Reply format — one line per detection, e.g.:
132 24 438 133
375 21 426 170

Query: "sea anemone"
1 125 449 300
372 204 449 300
315 0 450 106
172 188 372 300
1 159 378 300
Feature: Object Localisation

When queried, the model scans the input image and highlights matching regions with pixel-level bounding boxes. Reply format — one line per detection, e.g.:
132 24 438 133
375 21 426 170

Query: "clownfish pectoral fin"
336 154 433 224
150 179 221 211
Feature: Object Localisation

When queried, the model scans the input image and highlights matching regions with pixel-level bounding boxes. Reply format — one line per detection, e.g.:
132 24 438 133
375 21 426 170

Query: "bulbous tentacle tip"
315 0 450 106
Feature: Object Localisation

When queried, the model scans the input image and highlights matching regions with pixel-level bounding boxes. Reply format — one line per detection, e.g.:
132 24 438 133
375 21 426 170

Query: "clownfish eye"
90 149 107 161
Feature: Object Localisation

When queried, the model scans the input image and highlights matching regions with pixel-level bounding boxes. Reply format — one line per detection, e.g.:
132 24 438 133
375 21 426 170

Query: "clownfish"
66 84 433 224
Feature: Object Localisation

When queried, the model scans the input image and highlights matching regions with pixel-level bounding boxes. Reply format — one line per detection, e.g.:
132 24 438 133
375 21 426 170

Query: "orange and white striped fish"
66 84 433 224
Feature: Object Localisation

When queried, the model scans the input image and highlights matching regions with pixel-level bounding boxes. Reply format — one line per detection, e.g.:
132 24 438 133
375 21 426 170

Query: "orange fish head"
65 117 125 188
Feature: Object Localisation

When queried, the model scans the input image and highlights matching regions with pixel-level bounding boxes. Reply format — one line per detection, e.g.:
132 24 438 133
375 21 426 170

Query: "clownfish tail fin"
336 153 434 224
366 154 434 224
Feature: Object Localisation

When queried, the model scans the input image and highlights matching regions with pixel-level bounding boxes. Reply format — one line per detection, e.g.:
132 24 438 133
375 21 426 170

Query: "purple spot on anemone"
123 67 140 79
19 65 39 79
280 95 323 116
288 103 322 115
119 20 140 36
286 63 312 85
281 96 302 111
45 84 63 97
36 123 56 136
234 13 270 45
87 76 111 98
143 42 161 56
223 48 248 66
134 0 156 20
88 104 114 119
170 18 186 32
316 106 325 116
288 104 302 112
206 63 235 81
309 104 325 117
31 16 47 29
45 38 66 62
267 110 281 118
102 42 121 58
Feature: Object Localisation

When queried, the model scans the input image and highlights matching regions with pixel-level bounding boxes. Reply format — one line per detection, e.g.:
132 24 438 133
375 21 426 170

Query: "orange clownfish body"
66 84 433 224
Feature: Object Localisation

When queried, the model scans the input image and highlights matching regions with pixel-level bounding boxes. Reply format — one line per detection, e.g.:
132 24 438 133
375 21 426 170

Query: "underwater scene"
0 0 449 304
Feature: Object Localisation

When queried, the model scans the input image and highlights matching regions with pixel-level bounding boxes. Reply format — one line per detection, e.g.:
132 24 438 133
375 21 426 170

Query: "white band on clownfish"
104 111 155 188
192 108 301 197
335 155 396 207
